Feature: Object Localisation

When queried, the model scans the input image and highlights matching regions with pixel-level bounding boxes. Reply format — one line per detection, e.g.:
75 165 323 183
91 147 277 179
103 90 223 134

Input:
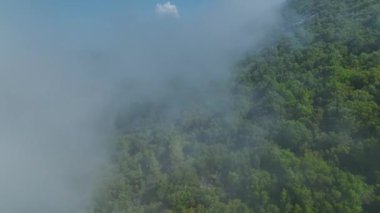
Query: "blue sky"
0 0 215 48
2 0 212 20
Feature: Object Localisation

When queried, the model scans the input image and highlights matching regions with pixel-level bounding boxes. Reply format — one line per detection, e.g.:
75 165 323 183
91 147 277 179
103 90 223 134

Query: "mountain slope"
94 0 380 212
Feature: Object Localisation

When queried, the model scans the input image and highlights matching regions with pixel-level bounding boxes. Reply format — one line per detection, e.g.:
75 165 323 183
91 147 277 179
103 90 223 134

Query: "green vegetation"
93 0 380 212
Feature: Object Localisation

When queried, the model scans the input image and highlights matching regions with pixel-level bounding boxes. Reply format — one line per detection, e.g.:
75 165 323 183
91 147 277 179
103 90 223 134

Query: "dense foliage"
93 0 380 212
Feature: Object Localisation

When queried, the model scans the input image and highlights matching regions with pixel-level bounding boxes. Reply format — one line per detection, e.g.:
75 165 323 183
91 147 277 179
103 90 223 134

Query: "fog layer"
0 1 284 212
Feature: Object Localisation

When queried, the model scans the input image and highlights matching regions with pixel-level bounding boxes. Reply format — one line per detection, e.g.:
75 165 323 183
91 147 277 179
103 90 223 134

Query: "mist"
0 0 284 212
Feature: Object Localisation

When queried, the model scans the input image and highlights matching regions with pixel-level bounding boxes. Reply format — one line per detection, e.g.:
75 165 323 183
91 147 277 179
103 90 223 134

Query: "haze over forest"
1 0 380 212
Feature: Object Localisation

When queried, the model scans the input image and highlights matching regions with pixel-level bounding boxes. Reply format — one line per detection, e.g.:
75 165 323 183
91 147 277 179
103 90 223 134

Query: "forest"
93 0 380 212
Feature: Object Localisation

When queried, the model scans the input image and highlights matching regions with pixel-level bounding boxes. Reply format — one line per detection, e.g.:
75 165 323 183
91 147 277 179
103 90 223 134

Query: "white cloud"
155 1 179 18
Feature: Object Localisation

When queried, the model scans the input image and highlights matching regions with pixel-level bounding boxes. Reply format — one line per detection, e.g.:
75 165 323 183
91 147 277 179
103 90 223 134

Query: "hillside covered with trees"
93 0 380 212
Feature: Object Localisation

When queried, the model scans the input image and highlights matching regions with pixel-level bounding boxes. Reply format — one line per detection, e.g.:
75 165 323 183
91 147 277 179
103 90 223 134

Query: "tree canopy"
93 0 380 212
